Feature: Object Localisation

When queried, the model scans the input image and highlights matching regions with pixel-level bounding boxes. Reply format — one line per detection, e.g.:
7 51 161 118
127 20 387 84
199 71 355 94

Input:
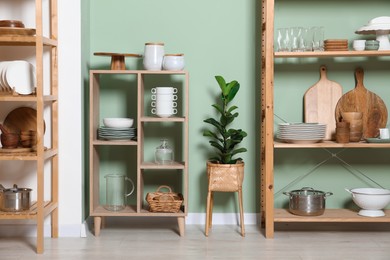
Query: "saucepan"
0 184 32 212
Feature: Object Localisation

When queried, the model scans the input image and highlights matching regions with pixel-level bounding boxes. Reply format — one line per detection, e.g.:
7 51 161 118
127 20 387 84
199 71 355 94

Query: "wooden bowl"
1 133 20 148
0 20 25 28
341 112 363 122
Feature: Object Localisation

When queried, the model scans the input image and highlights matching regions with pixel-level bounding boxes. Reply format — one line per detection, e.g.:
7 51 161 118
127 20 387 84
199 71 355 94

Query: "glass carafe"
155 139 174 164
104 174 134 211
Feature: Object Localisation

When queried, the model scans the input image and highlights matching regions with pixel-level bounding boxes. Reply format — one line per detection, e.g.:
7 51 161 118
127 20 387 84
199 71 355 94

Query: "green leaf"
227 84 240 103
231 147 247 156
212 104 224 115
215 76 227 95
225 80 239 97
227 106 238 113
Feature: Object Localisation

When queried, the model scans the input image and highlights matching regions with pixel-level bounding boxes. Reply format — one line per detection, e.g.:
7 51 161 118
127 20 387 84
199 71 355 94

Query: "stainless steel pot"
0 184 32 212
283 187 333 216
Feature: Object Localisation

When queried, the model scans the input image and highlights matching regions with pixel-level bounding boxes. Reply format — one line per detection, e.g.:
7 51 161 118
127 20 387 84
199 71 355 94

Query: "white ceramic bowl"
346 188 390 217
103 118 133 128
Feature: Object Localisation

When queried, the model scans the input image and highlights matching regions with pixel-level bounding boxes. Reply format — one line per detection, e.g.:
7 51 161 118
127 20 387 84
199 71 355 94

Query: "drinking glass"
291 27 302 52
276 28 290 52
312 26 324 51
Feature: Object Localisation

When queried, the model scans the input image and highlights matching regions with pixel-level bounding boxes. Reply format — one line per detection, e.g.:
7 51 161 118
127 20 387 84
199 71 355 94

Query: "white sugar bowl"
162 54 185 71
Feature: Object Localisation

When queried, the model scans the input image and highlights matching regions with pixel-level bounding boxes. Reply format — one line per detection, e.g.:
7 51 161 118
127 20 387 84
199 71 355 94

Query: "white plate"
281 139 323 144
5 61 35 95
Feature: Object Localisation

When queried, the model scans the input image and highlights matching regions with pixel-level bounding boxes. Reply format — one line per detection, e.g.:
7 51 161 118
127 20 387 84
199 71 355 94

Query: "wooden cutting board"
3 107 45 134
304 65 343 140
335 68 388 138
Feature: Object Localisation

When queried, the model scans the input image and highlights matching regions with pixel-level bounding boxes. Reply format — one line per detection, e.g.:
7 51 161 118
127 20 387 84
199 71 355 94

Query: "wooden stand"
94 52 142 70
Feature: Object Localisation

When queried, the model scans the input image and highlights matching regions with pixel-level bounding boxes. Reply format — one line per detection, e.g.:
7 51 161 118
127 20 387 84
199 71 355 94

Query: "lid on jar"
145 42 165 46
164 53 184 56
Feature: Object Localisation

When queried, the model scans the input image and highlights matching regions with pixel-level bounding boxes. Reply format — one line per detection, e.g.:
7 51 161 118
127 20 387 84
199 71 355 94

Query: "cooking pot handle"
325 192 333 197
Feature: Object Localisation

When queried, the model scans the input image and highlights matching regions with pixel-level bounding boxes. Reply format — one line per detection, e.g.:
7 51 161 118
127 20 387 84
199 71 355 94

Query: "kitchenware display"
335 68 388 139
155 139 174 164
335 121 350 143
379 128 390 139
0 61 36 95
97 126 136 141
162 54 185 71
345 188 390 217
356 16 390 50
103 174 134 211
103 118 134 128
277 123 326 144
340 112 363 142
0 184 32 212
304 66 343 140
365 40 380 50
3 107 45 135
150 87 178 118
324 39 348 51
93 52 142 70
143 42 165 70
353 40 366 51
283 187 333 216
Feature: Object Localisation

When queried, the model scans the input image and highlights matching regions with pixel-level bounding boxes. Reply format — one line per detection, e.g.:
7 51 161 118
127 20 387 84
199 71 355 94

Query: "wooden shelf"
89 69 188 75
92 139 137 146
0 148 57 161
91 205 185 217
141 161 186 170
0 35 57 46
274 140 390 148
275 208 390 223
275 50 390 58
0 201 57 220
141 116 186 122
0 94 58 102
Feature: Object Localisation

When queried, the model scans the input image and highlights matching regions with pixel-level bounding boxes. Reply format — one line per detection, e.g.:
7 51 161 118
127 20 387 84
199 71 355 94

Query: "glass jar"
155 139 174 164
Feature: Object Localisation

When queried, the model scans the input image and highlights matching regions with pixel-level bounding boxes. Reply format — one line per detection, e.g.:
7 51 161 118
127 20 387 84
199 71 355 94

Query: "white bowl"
103 118 133 128
346 188 390 217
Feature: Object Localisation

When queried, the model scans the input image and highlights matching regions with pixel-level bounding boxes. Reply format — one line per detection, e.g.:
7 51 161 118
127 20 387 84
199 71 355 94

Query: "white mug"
151 101 177 108
151 87 177 94
143 43 165 70
151 94 177 101
379 128 390 139
151 108 177 118
353 40 366 51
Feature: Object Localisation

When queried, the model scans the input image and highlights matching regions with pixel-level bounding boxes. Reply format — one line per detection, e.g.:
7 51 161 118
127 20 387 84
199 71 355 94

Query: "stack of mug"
340 112 363 142
151 87 178 118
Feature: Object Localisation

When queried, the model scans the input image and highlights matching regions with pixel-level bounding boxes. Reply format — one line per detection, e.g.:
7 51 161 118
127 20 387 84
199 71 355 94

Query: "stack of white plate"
98 127 136 141
0 61 36 95
277 123 326 144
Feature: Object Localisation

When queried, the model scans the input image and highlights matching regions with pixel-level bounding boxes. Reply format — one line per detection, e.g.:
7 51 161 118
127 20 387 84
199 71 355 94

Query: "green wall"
82 0 390 214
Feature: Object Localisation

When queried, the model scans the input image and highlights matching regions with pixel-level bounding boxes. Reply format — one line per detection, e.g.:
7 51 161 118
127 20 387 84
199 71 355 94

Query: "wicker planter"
207 161 244 192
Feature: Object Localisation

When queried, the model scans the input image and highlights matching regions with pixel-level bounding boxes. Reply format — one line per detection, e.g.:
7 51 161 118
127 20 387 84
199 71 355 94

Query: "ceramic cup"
143 42 165 70
353 40 366 51
379 128 390 139
151 101 177 108
151 107 177 118
151 94 177 101
162 54 185 70
151 87 177 95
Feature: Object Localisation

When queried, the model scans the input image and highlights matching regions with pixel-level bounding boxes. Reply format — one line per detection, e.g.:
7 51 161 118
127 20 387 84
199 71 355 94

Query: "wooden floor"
1 218 390 259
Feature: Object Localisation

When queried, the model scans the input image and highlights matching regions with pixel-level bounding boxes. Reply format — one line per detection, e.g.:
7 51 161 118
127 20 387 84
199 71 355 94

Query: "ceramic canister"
143 42 165 70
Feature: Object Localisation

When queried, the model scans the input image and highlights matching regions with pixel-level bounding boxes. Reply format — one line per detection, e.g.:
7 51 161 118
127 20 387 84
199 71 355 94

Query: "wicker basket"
146 185 183 213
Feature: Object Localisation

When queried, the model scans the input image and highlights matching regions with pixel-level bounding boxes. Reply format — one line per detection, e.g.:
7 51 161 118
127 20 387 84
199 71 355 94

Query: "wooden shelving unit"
261 0 390 238
89 70 189 236
0 0 59 254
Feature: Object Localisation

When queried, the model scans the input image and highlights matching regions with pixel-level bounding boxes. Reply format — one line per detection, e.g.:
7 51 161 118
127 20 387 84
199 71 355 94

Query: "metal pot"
0 184 32 212
283 187 333 216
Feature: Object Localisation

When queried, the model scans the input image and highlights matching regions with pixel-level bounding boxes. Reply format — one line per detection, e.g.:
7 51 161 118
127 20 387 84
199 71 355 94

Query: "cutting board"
3 107 45 134
304 65 343 140
335 68 388 138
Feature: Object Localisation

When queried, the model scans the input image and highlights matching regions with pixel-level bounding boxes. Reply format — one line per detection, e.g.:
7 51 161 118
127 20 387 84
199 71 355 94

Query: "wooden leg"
177 217 185 236
110 55 126 70
238 189 245 237
94 216 102 236
205 190 211 236
209 192 214 229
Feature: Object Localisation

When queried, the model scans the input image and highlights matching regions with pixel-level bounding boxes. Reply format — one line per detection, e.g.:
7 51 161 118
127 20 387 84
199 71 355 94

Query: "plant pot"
207 161 244 192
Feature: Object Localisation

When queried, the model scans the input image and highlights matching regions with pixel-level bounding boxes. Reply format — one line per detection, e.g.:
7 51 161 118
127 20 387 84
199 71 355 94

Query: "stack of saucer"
324 39 349 51
98 127 136 141
277 123 326 144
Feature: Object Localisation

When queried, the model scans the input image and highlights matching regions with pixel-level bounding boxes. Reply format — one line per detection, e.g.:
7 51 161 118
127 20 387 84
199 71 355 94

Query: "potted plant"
203 75 247 191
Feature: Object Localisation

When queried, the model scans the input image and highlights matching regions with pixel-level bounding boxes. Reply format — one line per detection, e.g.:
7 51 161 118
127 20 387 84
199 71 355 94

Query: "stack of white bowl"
150 87 178 118
0 60 35 95
277 123 326 144
98 118 136 141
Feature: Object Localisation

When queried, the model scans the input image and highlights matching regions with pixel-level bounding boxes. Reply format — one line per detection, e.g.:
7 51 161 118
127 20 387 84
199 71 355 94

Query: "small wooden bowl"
1 133 20 148
0 20 25 28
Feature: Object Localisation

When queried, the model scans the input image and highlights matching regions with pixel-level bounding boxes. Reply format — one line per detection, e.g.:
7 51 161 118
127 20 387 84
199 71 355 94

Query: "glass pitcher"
155 139 174 164
103 174 134 211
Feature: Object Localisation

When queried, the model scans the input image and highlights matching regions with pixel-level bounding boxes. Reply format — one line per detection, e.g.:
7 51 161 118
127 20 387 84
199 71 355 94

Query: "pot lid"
356 16 390 34
289 187 326 196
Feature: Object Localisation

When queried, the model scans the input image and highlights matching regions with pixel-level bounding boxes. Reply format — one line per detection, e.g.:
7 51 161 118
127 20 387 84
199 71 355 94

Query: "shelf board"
92 139 137 146
90 205 186 217
275 50 390 58
274 140 390 148
275 208 390 223
0 94 58 102
0 201 57 220
141 116 186 122
0 35 57 46
0 148 57 161
141 161 185 169
90 70 188 75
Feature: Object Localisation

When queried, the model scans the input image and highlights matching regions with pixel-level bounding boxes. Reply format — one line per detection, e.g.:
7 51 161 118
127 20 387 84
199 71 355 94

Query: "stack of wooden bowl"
20 130 37 148
324 39 349 51
340 112 363 142
335 121 350 143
